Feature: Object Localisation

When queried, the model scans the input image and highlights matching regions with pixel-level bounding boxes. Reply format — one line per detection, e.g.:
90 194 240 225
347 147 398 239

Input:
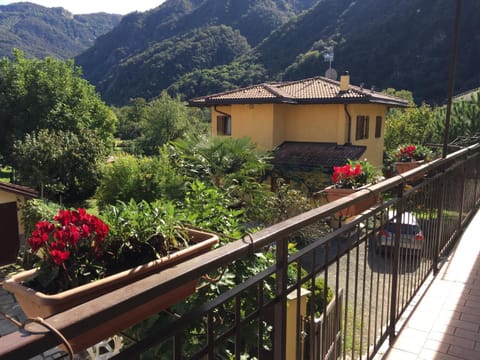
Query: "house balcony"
1 144 479 360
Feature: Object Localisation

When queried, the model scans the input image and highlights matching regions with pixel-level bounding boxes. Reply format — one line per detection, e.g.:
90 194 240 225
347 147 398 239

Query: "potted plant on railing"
394 144 432 178
321 159 381 218
3 201 218 352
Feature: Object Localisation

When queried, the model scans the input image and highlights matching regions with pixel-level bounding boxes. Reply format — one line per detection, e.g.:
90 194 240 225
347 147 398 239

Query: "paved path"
384 209 480 360
0 267 26 337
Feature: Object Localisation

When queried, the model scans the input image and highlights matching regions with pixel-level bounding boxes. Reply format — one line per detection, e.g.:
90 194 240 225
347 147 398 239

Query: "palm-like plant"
169 135 273 223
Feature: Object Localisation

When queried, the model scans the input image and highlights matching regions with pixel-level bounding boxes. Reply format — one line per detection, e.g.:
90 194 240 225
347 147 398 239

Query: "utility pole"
443 0 462 158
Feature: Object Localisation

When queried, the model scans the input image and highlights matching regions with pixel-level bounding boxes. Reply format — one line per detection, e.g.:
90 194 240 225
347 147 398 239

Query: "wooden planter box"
395 160 425 181
324 186 377 218
3 228 218 352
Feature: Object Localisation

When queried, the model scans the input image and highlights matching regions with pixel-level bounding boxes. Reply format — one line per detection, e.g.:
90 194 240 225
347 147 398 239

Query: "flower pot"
395 160 425 181
324 186 377 218
3 228 218 352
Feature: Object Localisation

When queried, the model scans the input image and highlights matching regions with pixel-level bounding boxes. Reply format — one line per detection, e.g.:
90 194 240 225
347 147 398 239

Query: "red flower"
332 163 363 185
28 234 46 252
50 249 70 265
27 208 109 284
396 145 417 161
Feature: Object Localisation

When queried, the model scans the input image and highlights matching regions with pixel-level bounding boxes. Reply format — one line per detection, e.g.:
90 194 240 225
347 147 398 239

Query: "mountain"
75 0 316 104
0 2 122 59
257 0 480 104
75 0 480 105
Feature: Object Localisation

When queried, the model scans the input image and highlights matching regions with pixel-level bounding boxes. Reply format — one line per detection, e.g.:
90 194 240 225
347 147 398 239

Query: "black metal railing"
0 144 479 360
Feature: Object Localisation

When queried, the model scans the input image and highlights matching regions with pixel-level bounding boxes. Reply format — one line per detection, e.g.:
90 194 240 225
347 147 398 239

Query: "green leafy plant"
101 199 190 269
181 180 244 240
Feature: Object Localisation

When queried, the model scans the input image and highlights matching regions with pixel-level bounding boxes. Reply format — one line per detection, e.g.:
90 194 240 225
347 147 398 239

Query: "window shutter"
375 116 382 138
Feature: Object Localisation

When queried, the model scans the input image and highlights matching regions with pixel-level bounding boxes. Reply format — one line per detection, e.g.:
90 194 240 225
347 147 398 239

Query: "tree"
11 129 108 204
0 50 116 163
432 92 480 145
135 92 208 156
384 89 437 152
113 98 148 140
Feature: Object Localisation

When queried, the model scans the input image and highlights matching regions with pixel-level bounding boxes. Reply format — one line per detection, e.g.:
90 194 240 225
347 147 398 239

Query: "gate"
306 289 343 360
0 202 19 266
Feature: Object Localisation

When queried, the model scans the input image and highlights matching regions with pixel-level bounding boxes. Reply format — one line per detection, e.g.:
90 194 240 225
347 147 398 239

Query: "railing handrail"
1 143 479 359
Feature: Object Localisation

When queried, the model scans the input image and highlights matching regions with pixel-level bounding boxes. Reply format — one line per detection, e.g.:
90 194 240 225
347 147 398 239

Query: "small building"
189 73 408 168
453 87 480 102
0 181 38 265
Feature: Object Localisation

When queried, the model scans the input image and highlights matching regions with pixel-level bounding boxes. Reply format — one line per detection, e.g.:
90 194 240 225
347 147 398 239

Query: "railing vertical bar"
342 246 350 360
380 234 388 346
459 163 466 227
310 242 318 360
235 294 241 360
334 233 341 360
367 218 375 357
352 238 360 359
322 240 330 359
258 283 264 360
434 170 446 274
389 183 404 345
295 260 302 360
273 237 288 360
359 225 367 359
207 310 214 360
174 334 181 360
474 154 480 205
373 215 381 350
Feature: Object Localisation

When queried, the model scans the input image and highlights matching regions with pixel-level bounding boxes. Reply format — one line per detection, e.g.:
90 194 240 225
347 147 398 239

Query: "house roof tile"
274 142 367 171
190 76 408 107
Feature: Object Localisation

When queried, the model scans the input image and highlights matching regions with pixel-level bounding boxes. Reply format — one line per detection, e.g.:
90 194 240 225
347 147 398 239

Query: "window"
375 116 382 138
217 115 231 136
355 115 369 140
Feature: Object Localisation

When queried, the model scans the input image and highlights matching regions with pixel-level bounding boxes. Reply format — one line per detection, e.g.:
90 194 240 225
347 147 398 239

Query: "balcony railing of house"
1 144 479 360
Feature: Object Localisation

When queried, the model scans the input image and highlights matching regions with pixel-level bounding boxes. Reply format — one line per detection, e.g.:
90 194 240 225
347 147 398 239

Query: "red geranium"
27 208 109 293
394 144 432 162
395 145 416 162
331 159 380 189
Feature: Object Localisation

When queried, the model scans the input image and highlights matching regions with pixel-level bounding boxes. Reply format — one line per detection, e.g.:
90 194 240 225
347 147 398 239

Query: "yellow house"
0 181 38 265
190 73 408 167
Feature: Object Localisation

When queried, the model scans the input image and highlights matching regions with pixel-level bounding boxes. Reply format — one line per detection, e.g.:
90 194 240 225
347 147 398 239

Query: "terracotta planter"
395 160 425 181
3 228 218 352
324 186 377 218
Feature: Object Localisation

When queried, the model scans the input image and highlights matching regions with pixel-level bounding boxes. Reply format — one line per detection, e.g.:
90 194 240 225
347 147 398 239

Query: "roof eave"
189 98 297 106
0 183 39 198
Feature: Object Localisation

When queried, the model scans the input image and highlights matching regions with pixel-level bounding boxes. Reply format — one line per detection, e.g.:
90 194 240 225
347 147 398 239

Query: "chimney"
340 71 350 91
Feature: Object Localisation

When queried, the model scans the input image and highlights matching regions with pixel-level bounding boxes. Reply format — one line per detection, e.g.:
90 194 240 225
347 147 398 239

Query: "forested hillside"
0 2 121 59
266 0 480 104
73 0 479 105
75 0 316 104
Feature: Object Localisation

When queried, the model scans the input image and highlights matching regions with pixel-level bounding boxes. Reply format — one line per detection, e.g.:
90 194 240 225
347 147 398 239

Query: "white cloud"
0 0 166 14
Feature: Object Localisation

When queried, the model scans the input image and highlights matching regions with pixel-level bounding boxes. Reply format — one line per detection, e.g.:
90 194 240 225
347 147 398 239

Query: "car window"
385 223 419 234
400 224 420 234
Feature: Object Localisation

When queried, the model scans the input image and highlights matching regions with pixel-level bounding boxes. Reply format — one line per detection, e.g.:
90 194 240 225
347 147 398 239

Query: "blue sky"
0 1 166 14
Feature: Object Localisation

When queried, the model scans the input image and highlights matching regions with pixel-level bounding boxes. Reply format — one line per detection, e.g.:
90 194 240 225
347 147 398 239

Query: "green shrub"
308 277 334 317
96 153 185 208
22 199 61 237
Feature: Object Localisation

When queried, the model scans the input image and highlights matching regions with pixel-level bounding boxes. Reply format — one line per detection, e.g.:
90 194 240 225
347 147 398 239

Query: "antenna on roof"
323 46 337 80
